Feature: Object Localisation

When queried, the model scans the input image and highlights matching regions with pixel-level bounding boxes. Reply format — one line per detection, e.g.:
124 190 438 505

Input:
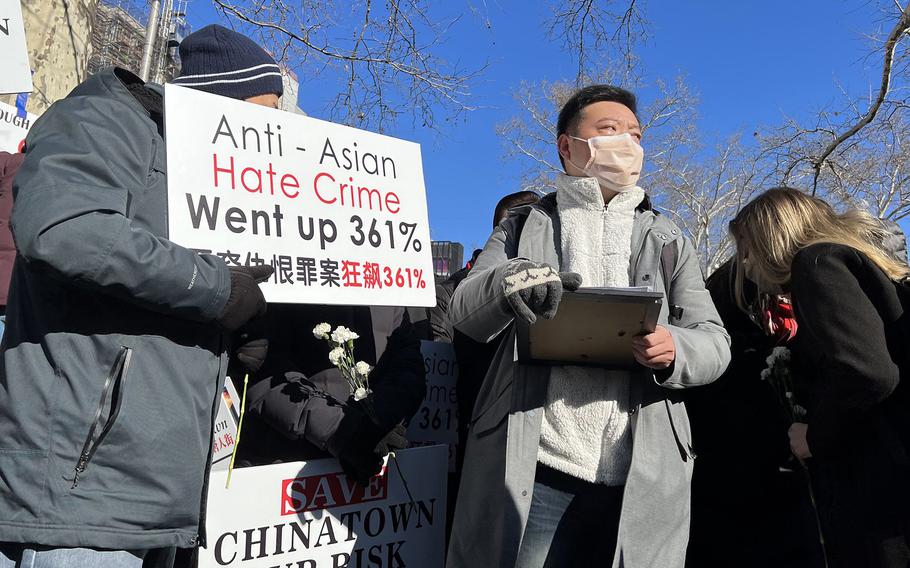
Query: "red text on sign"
280 468 389 515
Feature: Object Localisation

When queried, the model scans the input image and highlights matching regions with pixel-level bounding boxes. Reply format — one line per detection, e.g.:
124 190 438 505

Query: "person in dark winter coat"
685 259 826 567
0 152 22 319
730 187 910 567
0 25 282 567
234 304 426 485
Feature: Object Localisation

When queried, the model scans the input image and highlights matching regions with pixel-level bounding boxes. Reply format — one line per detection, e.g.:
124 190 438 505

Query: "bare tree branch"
209 0 486 131
809 2 910 194
545 0 647 85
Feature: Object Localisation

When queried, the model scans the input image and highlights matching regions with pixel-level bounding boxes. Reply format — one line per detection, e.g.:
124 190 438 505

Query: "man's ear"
557 133 572 164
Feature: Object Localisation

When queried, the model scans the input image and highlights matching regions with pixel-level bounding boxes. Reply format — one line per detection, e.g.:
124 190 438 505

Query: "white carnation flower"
313 323 331 340
328 347 345 366
353 387 370 401
331 326 360 343
355 361 372 376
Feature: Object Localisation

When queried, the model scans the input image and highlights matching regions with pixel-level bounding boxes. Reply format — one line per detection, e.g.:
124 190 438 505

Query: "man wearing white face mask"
446 85 730 568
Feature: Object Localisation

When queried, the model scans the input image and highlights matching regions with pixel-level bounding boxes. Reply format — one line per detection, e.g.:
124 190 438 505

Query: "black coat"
0 152 21 308
790 243 910 566
686 260 825 567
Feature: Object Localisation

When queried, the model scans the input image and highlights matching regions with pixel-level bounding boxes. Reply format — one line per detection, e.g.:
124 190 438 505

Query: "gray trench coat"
446 193 730 567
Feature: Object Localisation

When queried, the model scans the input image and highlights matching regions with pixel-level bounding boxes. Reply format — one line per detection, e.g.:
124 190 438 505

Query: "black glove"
217 265 274 331
373 423 409 456
233 318 270 373
235 338 268 372
501 260 582 324
328 399 391 486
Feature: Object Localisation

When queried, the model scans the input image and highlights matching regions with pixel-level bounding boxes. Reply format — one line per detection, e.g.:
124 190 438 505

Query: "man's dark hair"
556 85 637 169
557 85 637 137
493 191 540 228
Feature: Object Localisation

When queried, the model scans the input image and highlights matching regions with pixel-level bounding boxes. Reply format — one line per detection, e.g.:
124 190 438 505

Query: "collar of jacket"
510 189 681 276
70 67 162 124
534 190 657 215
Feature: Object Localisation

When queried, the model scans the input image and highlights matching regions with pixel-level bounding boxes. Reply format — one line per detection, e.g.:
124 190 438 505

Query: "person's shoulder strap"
660 239 684 320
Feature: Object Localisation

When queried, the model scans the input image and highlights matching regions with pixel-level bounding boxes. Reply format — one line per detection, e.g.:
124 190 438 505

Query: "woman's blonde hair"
729 187 910 309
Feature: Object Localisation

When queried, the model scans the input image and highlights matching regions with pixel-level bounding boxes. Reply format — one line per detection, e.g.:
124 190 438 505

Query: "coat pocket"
71 346 134 488
664 399 696 461
471 380 513 436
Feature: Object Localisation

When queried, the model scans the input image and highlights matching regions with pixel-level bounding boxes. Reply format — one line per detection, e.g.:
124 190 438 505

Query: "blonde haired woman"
729 187 910 567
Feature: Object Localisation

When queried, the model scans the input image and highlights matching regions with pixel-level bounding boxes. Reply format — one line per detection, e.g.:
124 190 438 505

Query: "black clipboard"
516 287 663 369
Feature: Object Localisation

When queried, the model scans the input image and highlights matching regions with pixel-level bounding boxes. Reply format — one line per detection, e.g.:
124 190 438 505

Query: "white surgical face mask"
568 132 644 193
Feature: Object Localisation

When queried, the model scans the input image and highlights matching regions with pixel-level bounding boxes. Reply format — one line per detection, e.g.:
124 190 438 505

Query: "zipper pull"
72 453 90 489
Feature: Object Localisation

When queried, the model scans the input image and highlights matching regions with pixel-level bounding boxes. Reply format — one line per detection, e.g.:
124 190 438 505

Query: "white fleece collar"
555 174 644 288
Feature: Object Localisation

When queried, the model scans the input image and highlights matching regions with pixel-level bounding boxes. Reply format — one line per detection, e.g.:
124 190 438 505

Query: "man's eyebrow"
595 117 641 129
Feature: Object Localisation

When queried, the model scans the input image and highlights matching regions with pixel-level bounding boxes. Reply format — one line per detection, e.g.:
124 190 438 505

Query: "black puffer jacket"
235 304 426 465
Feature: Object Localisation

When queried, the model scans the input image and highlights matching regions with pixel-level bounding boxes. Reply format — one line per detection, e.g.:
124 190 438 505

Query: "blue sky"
187 0 892 252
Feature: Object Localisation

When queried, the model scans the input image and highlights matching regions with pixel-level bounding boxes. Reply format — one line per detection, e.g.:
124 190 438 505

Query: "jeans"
516 474 624 568
0 545 175 568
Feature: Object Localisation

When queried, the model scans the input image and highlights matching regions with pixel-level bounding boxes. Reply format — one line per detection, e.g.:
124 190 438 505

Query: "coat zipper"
192 332 227 549
72 346 133 489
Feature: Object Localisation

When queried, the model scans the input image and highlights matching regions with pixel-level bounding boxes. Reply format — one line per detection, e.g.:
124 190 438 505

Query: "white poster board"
0 101 35 153
0 0 33 94
406 341 458 471
165 84 435 307
199 445 448 568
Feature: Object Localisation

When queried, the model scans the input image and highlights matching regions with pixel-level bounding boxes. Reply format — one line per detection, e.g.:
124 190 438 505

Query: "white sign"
406 341 458 471
0 101 35 153
0 0 33 94
211 376 241 472
165 85 435 307
199 445 448 568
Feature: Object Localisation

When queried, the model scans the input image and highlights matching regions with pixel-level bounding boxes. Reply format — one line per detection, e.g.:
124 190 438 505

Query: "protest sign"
406 341 458 471
0 0 32 94
165 84 435 307
211 376 241 472
0 100 35 153
199 445 447 568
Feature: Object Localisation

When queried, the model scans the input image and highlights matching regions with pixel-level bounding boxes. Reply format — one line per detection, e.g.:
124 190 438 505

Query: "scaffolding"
150 0 190 83
89 0 190 82
88 0 146 76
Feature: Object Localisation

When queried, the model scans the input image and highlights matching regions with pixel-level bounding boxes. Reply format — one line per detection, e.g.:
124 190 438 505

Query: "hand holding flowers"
314 324 372 402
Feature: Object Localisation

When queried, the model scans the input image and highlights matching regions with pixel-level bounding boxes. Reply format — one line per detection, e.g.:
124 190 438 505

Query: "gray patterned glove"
373 423 409 456
502 260 582 324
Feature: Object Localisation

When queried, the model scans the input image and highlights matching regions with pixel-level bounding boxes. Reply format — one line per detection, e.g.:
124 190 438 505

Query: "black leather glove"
501 260 582 324
217 265 274 331
327 399 389 486
373 423 408 456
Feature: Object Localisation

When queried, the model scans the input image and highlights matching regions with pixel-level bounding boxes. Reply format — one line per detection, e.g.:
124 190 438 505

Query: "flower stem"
225 373 249 489
800 462 829 567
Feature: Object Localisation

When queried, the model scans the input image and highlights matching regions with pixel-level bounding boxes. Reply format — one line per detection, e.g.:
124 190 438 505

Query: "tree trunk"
2 0 99 113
